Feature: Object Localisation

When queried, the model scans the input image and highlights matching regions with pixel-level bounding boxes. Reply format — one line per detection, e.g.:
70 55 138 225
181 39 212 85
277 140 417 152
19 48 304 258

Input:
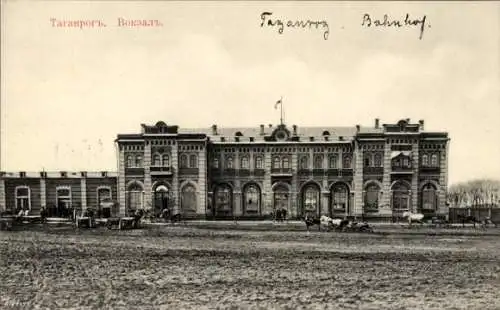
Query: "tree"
448 179 500 208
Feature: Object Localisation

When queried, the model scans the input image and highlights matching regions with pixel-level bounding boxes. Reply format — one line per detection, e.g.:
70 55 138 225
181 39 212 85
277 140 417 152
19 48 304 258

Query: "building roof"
117 119 447 143
178 125 383 142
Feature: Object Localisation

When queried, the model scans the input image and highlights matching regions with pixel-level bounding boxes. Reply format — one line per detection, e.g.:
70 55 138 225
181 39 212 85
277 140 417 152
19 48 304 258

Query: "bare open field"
1 225 500 309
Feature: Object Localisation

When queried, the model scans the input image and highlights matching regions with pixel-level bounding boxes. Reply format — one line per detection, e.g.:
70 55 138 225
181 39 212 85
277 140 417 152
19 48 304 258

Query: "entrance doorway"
154 185 170 217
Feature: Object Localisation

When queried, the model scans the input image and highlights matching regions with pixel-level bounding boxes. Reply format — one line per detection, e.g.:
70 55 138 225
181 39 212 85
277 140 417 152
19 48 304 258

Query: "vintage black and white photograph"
1 1 499 309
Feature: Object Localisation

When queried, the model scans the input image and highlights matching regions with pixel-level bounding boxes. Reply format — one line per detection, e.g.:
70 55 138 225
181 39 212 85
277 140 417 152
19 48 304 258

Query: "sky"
1 1 499 186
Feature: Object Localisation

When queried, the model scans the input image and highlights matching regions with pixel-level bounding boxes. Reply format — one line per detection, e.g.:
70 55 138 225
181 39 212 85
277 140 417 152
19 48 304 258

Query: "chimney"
268 124 273 128
292 125 297 135
419 120 425 131
375 118 380 129
211 124 218 135
356 125 360 133
260 124 265 135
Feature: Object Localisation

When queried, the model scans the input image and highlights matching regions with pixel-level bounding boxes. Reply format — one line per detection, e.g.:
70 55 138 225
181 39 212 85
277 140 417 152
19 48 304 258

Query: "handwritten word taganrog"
260 12 330 40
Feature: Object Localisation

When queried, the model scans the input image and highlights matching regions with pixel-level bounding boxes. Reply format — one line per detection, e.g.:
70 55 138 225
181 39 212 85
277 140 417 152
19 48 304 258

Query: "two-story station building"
0 118 450 221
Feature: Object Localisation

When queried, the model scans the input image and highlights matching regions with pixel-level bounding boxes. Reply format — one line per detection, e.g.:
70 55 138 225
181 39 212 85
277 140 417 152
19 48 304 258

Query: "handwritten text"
260 12 330 40
361 13 429 39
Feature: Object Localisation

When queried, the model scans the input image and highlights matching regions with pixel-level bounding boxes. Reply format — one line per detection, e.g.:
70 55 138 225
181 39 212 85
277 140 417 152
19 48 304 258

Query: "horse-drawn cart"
335 220 374 233
106 210 144 230
304 215 375 233
73 209 97 228
0 210 41 230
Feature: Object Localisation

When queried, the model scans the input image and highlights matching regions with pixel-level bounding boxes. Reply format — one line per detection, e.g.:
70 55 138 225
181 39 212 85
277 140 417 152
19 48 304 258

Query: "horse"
132 209 145 228
402 211 425 226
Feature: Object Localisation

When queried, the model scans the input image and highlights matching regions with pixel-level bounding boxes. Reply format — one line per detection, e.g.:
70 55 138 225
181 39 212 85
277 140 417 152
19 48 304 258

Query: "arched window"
314 155 323 169
162 154 170 167
189 154 198 168
135 155 143 167
300 156 309 169
392 182 410 211
364 153 372 167
421 183 437 211
374 153 383 167
343 155 352 168
272 156 280 169
213 157 219 168
431 154 439 167
328 155 338 169
244 184 261 215
152 154 161 166
331 183 348 212
255 156 263 169
241 156 250 169
422 154 429 167
127 182 143 213
181 184 197 215
215 184 232 216
364 183 380 211
303 184 320 216
225 156 234 169
15 186 31 211
282 156 290 169
126 155 134 167
180 154 188 168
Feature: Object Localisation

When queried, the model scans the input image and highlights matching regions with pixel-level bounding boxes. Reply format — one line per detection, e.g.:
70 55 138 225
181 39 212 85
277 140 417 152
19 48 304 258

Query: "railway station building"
0 118 450 221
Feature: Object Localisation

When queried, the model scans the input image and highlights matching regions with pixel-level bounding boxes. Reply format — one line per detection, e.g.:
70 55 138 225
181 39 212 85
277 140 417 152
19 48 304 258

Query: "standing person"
87 209 95 228
40 206 48 224
161 207 170 222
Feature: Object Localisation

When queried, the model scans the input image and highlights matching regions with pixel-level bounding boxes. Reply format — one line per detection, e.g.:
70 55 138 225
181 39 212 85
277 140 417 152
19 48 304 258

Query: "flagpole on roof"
274 96 284 125
281 96 284 125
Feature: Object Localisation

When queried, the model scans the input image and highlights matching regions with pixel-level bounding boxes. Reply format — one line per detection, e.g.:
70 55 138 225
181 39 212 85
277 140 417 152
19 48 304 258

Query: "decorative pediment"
384 119 420 133
266 124 292 142
141 121 179 134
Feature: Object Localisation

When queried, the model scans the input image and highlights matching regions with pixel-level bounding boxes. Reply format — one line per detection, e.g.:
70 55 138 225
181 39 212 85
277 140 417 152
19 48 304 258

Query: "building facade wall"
0 119 449 220
0 172 119 216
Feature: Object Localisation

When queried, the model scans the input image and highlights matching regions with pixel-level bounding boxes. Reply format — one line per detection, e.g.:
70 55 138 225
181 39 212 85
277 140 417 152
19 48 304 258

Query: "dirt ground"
1 225 499 309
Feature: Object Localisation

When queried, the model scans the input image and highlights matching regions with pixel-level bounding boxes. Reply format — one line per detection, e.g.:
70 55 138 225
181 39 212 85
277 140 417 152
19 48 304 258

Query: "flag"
274 98 282 109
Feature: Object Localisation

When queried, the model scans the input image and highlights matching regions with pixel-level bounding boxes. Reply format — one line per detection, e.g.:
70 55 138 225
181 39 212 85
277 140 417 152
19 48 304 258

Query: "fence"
448 206 500 223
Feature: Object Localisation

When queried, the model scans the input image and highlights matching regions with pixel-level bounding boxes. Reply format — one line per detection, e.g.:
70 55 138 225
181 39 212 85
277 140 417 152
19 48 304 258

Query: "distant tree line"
448 179 500 208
